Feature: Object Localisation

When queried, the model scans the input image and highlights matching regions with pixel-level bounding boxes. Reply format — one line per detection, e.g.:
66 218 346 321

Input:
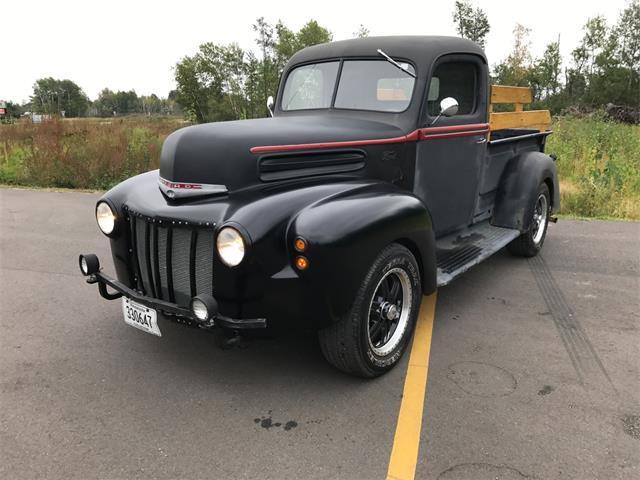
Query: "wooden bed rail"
489 85 551 132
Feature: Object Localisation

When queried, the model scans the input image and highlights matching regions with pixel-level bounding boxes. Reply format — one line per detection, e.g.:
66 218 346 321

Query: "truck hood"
159 115 407 195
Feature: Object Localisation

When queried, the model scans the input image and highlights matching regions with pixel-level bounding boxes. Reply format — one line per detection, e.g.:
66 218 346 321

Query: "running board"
436 222 520 286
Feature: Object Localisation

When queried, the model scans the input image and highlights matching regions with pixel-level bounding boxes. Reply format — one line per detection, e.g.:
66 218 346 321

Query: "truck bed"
473 130 552 223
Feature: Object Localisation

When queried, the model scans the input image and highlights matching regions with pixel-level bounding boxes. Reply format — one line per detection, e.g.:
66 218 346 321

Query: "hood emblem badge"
158 176 228 199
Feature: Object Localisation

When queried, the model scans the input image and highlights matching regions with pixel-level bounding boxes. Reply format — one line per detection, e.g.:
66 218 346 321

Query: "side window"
427 62 477 116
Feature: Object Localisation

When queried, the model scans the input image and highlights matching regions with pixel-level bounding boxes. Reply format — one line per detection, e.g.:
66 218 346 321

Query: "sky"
2 0 631 103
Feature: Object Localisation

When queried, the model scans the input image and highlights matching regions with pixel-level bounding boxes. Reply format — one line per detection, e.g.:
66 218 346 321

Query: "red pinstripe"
249 123 489 154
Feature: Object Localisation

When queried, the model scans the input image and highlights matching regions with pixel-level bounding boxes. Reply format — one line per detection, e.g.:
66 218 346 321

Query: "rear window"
280 62 339 111
334 60 416 112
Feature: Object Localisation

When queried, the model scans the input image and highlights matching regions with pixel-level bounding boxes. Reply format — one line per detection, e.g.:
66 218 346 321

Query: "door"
413 55 489 237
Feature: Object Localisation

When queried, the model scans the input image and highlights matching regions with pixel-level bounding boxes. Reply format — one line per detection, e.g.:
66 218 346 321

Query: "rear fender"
288 183 436 323
492 151 559 232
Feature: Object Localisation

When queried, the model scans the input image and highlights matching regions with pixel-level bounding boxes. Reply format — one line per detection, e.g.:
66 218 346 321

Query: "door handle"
476 137 487 144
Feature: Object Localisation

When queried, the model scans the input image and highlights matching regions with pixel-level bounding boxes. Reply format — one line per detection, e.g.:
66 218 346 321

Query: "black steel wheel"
507 182 551 257
318 243 422 378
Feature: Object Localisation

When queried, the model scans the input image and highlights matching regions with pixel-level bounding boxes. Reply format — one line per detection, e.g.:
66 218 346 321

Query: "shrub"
0 117 186 190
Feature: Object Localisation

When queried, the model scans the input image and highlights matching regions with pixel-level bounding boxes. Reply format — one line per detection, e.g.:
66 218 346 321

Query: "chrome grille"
125 209 214 307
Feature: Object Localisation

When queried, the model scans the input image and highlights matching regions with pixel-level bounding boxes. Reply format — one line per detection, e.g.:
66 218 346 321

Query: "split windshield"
280 59 416 113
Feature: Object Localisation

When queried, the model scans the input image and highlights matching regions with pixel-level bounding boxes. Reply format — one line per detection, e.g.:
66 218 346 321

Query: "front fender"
288 182 436 324
492 151 559 232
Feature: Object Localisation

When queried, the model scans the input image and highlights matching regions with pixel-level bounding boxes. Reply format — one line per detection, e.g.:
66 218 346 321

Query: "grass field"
547 115 640 219
1 115 638 219
0 117 186 190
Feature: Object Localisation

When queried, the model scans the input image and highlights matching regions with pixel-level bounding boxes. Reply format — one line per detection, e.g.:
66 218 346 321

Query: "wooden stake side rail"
489 85 551 132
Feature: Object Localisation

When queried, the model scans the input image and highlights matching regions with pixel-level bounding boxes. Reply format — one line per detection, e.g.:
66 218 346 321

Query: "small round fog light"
78 254 100 276
190 294 219 323
191 299 209 321
80 257 88 275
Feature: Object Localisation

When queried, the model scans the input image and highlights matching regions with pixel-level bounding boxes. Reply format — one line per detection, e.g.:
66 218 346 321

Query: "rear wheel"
318 243 422 378
507 183 551 257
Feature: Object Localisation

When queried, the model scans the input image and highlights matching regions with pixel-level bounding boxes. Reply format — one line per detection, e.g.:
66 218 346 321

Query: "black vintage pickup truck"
79 36 558 377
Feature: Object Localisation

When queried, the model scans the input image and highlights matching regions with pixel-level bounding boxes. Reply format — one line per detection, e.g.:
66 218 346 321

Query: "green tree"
492 24 532 87
174 55 212 123
31 78 88 117
94 88 118 116
115 90 140 115
174 43 248 122
174 18 332 122
4 101 24 119
529 40 562 100
140 94 161 115
452 0 491 48
94 89 142 116
615 0 640 105
566 11 639 107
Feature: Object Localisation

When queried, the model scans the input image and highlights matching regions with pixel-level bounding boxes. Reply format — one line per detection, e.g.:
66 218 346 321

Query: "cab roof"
287 35 486 71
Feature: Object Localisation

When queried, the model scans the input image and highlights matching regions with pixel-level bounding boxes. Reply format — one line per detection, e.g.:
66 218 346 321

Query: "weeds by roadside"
0 117 187 190
547 114 640 219
1 115 638 219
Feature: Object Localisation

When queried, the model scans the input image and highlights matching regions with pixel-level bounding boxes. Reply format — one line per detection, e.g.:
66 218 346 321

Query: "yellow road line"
386 292 437 480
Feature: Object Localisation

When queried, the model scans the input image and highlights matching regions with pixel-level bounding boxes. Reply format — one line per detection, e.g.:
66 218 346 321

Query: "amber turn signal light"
294 237 307 252
295 256 309 270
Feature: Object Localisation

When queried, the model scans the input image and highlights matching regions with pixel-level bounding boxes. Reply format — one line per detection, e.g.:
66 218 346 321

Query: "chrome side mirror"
440 97 459 117
430 97 459 125
266 95 275 117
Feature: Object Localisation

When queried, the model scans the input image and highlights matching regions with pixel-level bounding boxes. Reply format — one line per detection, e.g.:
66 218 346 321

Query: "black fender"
288 182 436 324
492 151 560 232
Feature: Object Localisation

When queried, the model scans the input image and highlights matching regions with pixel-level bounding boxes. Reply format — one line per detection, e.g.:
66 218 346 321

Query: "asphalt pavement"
1 188 638 479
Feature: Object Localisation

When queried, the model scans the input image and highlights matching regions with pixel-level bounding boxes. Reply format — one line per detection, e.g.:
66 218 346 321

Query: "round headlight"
216 227 245 267
96 202 116 235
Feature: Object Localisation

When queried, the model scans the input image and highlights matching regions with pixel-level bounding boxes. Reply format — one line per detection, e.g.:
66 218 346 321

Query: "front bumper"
81 254 266 330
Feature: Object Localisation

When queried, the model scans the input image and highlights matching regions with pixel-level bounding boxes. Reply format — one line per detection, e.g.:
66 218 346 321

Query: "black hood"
159 114 406 192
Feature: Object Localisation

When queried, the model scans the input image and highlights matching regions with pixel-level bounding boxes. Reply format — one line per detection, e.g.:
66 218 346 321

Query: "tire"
507 182 551 257
318 243 422 378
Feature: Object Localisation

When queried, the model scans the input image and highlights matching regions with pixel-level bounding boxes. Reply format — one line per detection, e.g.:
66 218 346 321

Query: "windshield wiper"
376 49 416 78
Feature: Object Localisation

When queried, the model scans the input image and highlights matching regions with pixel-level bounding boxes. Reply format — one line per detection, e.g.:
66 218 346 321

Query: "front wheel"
507 182 551 257
318 243 422 378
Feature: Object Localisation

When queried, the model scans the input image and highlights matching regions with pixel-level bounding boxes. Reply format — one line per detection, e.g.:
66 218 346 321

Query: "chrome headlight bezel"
216 226 246 267
95 201 117 236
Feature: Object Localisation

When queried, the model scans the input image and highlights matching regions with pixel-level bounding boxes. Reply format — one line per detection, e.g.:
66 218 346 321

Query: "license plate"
122 298 161 336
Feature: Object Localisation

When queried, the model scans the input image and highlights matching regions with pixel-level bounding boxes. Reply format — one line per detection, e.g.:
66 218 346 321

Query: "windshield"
280 59 416 113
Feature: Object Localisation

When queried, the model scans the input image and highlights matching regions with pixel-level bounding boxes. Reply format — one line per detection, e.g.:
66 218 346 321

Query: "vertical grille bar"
166 228 175 303
153 223 163 300
157 227 169 299
130 216 144 293
189 230 198 298
136 219 150 295
144 222 156 298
